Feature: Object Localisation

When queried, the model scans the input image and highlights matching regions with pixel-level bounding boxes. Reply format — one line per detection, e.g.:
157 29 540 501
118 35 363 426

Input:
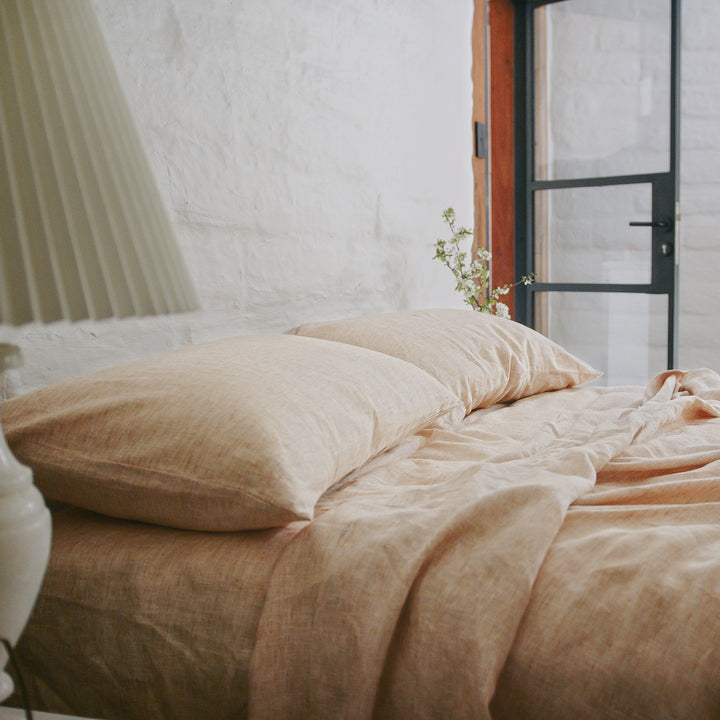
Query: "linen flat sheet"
16 370 720 720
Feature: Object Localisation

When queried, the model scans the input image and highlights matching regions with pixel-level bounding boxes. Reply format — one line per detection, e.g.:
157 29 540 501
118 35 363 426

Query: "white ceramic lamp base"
0 345 51 702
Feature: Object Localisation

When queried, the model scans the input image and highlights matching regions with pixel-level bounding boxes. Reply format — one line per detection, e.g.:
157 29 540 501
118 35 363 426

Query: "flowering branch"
433 208 533 319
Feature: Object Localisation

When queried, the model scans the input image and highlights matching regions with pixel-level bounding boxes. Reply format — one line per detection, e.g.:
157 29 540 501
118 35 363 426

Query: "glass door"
514 0 681 385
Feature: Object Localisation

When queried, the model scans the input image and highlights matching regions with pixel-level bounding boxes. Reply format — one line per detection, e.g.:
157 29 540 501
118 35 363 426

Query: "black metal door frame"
513 0 681 369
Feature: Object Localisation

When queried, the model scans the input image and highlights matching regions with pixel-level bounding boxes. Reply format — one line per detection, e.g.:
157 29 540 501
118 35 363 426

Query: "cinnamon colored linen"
17 370 720 720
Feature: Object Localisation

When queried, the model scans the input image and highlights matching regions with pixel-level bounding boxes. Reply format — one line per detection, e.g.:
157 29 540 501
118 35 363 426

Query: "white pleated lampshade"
0 0 199 325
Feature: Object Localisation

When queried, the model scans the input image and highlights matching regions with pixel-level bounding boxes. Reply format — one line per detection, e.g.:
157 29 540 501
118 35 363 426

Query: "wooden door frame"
473 0 517 315
471 0 488 260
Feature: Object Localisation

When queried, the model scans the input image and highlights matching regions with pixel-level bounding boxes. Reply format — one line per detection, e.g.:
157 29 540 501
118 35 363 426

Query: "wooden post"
484 0 516 314
471 0 488 257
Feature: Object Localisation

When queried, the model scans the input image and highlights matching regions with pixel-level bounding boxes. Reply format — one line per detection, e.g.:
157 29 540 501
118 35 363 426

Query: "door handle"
629 219 672 231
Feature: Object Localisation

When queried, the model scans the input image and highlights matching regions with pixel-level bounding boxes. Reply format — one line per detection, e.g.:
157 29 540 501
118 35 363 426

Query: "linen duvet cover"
3 310 719 720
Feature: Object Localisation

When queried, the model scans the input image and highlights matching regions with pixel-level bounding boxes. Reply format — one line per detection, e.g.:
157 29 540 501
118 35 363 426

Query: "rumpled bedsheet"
248 368 720 720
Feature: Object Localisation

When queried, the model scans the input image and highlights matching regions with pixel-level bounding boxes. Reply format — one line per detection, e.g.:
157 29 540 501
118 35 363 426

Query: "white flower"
495 302 510 319
435 207 533 319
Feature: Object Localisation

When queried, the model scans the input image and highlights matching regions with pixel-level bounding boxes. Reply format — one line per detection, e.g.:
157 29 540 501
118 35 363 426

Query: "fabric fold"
248 371 716 720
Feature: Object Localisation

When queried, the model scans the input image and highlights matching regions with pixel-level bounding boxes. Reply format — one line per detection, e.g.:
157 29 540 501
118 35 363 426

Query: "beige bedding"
16 369 720 719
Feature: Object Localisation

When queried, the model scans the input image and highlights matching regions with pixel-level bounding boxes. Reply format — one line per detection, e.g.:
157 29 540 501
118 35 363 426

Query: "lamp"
0 0 199 701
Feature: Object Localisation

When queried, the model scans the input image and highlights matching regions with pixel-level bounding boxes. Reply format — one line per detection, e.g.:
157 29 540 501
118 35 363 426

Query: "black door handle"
629 219 671 231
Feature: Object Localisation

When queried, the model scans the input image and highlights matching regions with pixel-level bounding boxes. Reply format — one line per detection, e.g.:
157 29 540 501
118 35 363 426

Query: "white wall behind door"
538 0 720 380
679 0 720 371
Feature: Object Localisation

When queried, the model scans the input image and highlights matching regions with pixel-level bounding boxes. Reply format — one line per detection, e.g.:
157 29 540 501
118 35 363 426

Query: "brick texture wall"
679 0 720 370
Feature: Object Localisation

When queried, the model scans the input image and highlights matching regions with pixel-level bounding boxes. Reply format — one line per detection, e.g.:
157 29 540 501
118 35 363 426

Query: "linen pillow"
1 334 463 531
291 308 601 414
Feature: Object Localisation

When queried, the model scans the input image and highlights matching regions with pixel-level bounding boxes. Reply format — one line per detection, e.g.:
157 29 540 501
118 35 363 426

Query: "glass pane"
536 292 667 386
534 0 671 181
534 184 652 284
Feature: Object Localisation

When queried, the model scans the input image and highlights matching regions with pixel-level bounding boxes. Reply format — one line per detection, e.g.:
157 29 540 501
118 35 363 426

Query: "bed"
3 308 719 720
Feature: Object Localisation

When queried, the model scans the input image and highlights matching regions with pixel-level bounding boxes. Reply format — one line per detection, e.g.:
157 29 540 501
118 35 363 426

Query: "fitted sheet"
16 370 720 719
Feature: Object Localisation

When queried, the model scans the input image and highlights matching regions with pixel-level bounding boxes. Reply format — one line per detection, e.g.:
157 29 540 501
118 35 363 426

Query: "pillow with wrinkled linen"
291 308 601 414
1 334 464 531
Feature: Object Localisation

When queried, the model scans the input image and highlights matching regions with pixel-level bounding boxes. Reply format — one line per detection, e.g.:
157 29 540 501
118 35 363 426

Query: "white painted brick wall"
3 0 473 397
5 0 718 395
679 0 720 370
